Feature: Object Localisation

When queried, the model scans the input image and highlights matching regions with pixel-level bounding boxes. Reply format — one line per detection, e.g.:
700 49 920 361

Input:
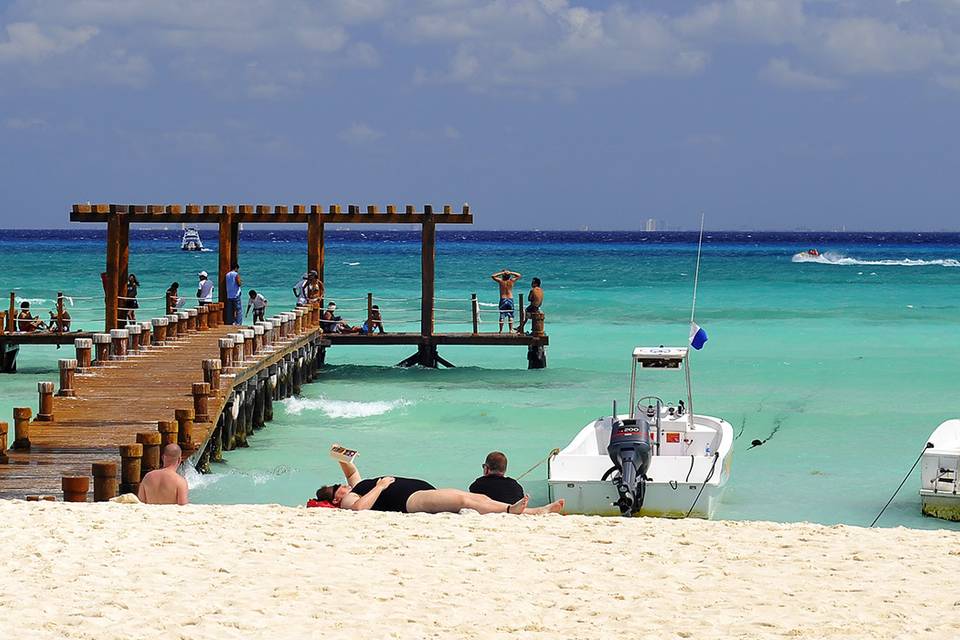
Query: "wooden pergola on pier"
70 203 548 369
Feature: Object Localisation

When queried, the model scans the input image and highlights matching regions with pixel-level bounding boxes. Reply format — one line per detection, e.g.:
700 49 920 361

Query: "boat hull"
920 419 960 522
548 479 725 519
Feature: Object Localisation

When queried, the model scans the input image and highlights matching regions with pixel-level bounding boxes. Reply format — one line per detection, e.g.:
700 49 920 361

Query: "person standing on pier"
225 263 242 325
516 277 543 334
138 444 189 505
166 282 181 315
121 274 140 324
293 272 309 305
491 268 522 333
305 269 324 304
196 271 214 306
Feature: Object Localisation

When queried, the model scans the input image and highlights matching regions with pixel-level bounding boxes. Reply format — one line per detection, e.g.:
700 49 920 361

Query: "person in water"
315 454 563 515
490 268 522 333
138 444 189 505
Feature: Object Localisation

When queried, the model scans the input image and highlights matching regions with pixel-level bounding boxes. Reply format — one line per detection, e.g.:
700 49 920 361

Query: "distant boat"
181 227 204 251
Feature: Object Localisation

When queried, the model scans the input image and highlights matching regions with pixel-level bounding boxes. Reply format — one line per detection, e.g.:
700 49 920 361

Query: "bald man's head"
162 443 182 467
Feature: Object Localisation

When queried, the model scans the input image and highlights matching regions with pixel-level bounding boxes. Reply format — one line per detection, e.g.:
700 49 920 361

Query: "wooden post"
219 337 234 370
92 333 111 364
37 381 55 420
91 461 118 502
232 333 244 367
192 382 211 423
166 314 179 340
75 338 93 370
421 216 436 338
104 214 120 331
6 292 13 333
119 443 143 494
198 304 209 330
110 328 128 360
152 317 168 344
139 321 152 349
12 407 31 449
62 476 89 502
242 329 255 359
307 210 325 286
0 421 7 454
202 358 221 392
471 294 479 335
187 307 198 332
57 359 78 396
175 408 195 452
531 311 545 337
137 432 162 478
0 310 5 335
117 212 130 303
218 211 234 307
158 420 178 447
367 293 373 329
56 291 64 335
519 293 525 330
126 323 141 354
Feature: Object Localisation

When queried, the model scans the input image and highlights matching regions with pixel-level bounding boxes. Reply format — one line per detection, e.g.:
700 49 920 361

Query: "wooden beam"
421 218 436 338
104 214 120 331
307 212 325 285
117 212 130 303
70 204 473 225
218 212 233 306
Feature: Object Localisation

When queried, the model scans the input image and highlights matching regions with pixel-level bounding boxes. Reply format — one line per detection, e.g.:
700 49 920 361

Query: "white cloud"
4 116 47 130
761 58 840 90
0 22 98 62
817 18 946 74
338 122 383 144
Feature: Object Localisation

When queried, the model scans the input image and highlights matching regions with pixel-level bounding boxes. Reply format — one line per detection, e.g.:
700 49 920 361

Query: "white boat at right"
920 419 960 522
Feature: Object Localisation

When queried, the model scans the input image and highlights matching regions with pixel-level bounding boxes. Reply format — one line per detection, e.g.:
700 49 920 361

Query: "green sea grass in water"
1 229 958 530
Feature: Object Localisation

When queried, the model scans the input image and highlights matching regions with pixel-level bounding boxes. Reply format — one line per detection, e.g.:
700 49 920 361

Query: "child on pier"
246 290 269 323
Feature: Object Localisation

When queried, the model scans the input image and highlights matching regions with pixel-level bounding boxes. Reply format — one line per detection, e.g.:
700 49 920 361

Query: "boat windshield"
628 347 693 427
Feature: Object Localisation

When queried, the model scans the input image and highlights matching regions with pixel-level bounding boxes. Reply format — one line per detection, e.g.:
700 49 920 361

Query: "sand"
1 501 958 639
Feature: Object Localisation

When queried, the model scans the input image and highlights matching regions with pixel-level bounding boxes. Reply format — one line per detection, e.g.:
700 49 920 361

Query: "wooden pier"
0 303 328 500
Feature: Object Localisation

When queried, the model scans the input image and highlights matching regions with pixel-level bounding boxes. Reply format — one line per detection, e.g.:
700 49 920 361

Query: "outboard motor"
607 416 652 516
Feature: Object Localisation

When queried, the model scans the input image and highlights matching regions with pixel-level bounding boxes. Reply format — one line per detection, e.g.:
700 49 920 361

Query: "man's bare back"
491 269 521 299
138 444 189 505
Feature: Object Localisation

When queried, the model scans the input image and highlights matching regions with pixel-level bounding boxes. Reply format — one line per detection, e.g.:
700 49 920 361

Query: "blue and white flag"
689 322 708 350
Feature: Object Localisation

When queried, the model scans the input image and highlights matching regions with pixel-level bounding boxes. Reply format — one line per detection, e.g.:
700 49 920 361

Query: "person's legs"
232 298 242 325
406 489 528 514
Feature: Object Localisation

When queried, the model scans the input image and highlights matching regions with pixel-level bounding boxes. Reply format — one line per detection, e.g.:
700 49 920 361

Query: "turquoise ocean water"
1 229 958 530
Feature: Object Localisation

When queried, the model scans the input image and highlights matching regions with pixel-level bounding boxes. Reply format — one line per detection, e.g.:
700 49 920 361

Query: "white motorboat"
548 346 733 518
920 420 960 522
181 227 204 251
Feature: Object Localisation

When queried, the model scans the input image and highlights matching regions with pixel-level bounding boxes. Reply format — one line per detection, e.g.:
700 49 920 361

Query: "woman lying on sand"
315 456 564 515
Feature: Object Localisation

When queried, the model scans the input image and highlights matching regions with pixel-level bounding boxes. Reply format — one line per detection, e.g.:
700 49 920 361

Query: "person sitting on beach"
468 451 524 504
138 444 189 505
491 269 521 333
16 301 47 332
516 277 543 334
359 305 386 335
246 290 269 323
315 451 563 515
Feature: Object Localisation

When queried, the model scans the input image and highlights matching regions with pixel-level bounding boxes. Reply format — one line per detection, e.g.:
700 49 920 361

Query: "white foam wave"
16 298 48 304
343 261 360 266
792 251 960 268
283 396 412 419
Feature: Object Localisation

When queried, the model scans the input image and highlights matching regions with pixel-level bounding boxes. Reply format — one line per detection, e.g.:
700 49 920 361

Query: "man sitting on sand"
491 269 522 333
469 451 524 504
315 452 562 515
138 444 189 505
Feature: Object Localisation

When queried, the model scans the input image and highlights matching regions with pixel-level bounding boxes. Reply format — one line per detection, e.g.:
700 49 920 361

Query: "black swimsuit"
350 477 435 512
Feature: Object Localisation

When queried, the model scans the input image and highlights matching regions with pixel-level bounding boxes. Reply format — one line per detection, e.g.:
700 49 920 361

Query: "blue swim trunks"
499 297 514 320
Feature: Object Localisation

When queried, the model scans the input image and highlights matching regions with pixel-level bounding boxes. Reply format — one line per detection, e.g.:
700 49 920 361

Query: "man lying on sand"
315 451 563 515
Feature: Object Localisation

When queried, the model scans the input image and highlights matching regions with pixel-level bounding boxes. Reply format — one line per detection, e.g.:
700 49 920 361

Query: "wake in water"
282 396 412 419
792 251 960 267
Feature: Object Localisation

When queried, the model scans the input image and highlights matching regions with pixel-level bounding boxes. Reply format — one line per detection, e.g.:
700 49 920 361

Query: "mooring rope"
515 448 561 481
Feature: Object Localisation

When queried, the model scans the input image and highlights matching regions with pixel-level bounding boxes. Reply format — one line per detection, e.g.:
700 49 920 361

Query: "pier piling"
136 431 161 478
12 407 32 449
91 461 118 502
61 476 89 502
37 381 55 420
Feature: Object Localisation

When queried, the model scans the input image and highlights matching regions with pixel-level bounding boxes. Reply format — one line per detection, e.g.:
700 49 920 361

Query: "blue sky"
1 0 959 230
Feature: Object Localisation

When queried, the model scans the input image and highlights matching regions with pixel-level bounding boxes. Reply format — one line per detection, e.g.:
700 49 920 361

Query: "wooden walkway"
0 312 324 500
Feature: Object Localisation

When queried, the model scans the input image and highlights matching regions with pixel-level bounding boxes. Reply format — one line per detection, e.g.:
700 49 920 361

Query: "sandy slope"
1 501 958 639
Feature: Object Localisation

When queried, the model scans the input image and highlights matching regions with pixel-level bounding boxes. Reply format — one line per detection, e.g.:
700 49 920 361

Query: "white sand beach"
2 501 958 639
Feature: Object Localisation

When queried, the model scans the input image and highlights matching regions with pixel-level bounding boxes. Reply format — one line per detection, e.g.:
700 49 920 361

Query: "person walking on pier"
293 272 309 305
469 451 524 504
138 444 189 505
491 268 522 333
315 452 563 515
246 290 269 323
516 277 543 334
121 274 140 324
196 271 214 305
225 263 243 325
